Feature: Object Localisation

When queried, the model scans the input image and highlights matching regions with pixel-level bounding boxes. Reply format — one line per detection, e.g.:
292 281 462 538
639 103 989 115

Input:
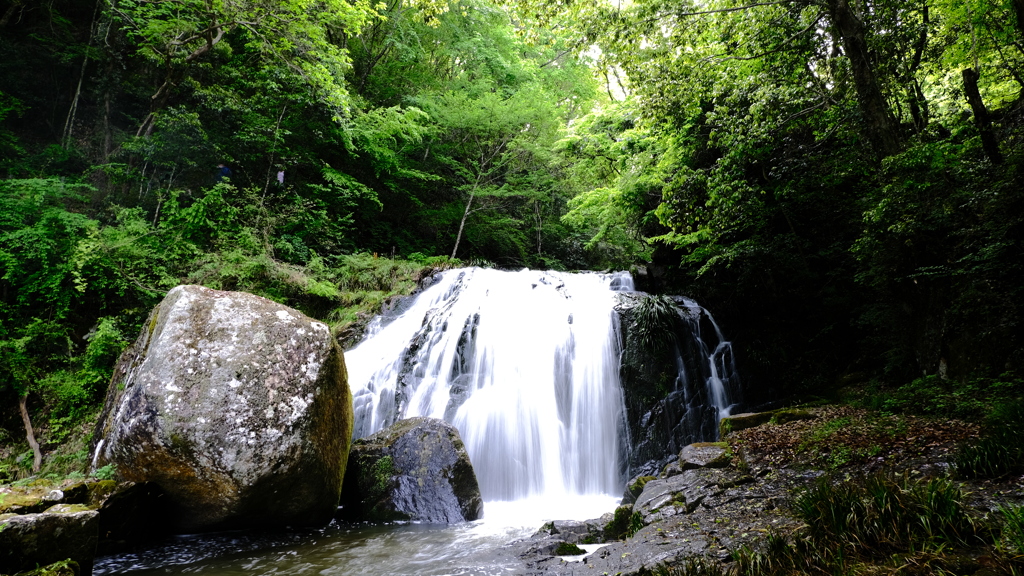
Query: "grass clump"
725 473 983 576
793 473 977 550
1000 504 1024 554
952 399 1024 479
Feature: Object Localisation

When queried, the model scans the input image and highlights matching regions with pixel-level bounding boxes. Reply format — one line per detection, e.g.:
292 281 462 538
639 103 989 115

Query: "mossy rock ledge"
340 417 483 523
0 510 98 575
90 285 354 533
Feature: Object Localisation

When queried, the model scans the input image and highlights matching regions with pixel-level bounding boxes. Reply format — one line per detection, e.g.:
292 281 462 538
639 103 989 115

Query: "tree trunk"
906 2 930 133
1013 0 1024 41
18 394 42 473
451 190 475 259
962 68 1003 164
828 0 901 157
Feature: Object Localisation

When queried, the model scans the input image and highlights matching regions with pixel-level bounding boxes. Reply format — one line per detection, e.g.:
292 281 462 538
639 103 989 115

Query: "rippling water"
95 496 619 576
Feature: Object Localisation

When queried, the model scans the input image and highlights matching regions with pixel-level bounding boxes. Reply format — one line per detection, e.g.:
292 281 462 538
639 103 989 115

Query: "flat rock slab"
679 443 731 470
92 285 353 533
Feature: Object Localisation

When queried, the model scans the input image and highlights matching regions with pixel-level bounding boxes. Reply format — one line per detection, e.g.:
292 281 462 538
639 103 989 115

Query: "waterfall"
346 268 631 501
345 267 740 504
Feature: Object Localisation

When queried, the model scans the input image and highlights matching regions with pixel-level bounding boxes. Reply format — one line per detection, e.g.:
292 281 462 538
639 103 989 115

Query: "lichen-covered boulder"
340 417 483 523
91 285 353 533
0 510 99 575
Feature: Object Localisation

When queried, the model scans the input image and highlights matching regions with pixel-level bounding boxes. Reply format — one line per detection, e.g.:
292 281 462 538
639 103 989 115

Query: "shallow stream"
94 496 618 575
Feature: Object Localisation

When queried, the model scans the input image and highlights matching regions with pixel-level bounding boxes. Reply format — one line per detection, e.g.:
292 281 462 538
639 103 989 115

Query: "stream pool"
94 495 619 576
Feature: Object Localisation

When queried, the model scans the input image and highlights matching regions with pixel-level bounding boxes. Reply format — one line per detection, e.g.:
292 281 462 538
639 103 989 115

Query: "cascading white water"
346 268 632 503
677 298 739 421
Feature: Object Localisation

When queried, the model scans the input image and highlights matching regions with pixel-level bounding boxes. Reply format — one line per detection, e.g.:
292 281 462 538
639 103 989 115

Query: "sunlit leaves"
110 0 384 117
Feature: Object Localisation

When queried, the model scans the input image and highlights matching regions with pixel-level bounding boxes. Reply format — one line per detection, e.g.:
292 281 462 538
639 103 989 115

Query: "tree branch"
702 12 823 63
640 0 793 25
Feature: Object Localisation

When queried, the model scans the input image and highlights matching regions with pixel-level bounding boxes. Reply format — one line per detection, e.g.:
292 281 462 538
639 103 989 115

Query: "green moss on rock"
770 409 815 425
604 504 635 540
554 542 585 555
628 476 655 499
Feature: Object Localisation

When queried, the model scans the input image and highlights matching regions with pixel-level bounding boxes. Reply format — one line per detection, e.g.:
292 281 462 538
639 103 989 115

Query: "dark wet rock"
91 285 353 533
340 417 483 523
61 481 91 505
94 482 174 555
615 294 741 475
0 510 99 575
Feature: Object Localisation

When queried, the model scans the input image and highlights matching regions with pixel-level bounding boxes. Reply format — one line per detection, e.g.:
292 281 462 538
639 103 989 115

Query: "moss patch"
10 559 80 576
604 504 634 540
554 542 585 555
628 475 655 499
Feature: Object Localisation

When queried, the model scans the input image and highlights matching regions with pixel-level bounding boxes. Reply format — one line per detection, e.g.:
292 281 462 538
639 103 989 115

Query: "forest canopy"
1 0 1022 476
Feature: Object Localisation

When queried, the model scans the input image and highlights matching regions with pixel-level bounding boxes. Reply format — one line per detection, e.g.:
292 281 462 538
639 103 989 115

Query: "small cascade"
346 268 632 501
618 294 742 475
345 267 740 502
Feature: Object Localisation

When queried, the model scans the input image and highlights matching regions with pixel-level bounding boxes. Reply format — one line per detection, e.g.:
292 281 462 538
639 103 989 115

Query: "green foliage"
0 90 25 174
94 463 117 481
859 374 1023 421
626 510 645 538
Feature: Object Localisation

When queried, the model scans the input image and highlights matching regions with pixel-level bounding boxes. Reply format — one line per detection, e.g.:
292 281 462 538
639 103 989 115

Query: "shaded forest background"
0 0 1022 477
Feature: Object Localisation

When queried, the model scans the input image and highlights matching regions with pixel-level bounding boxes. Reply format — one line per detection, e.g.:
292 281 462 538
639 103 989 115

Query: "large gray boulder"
91 285 353 533
0 509 99 575
340 417 483 523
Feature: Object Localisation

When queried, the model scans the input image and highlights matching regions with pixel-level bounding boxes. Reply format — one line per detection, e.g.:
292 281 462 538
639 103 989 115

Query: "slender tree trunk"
534 200 542 256
451 189 475 259
18 394 42 473
828 0 901 157
62 0 104 147
962 68 1003 164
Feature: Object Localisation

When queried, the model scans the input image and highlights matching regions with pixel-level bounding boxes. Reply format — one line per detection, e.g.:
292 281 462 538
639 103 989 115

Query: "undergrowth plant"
724 473 983 576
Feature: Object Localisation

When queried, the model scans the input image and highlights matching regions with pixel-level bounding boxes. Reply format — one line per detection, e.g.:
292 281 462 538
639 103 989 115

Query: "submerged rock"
0 510 99 575
340 417 483 523
91 285 353 533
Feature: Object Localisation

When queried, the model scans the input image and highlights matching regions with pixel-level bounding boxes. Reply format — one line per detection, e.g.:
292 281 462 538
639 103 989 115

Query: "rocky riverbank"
5 403 1022 576
502 404 1024 575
